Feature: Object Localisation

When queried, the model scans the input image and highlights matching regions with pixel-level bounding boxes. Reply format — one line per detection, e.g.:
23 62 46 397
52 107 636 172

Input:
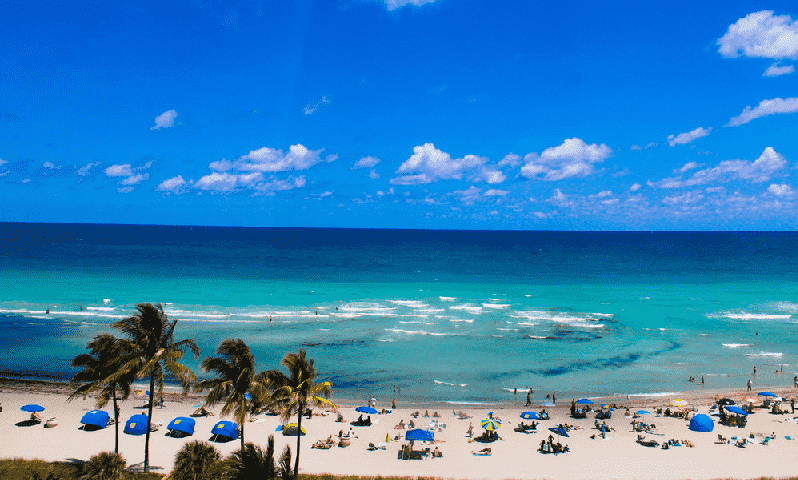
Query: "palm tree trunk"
112 384 119 454
294 401 303 480
240 400 246 450
144 374 155 473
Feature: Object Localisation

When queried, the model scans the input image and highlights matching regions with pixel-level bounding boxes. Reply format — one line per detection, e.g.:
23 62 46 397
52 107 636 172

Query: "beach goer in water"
794 375 797 388
552 392 556 404
700 376 704 385
747 379 752 391
46 308 50 315
753 366 757 375
526 391 531 406
79 304 83 311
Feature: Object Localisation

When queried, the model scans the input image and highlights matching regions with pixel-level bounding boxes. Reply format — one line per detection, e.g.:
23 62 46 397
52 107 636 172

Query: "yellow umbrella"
670 399 688 407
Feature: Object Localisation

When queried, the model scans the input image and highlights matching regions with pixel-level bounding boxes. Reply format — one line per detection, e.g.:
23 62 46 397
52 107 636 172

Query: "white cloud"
353 156 380 169
521 138 612 181
369 170 380 179
484 189 509 196
663 192 704 205
156 175 187 194
117 186 134 194
383 0 436 10
150 109 177 130
43 161 56 169
21 178 30 184
498 154 522 168
253 175 306 195
210 144 325 173
318 191 333 197
717 11 798 60
195 172 263 192
652 147 786 188
304 96 331 115
120 173 149 185
630 145 643 151
629 183 641 192
727 97 798 126
768 183 793 196
0 158 6 166
391 143 504 185
105 164 133 177
594 190 612 198
667 127 712 146
676 162 703 174
456 186 482 205
547 188 571 207
77 162 101 176
764 62 796 77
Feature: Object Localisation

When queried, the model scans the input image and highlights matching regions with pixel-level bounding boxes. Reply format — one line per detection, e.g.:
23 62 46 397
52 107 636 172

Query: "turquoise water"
1 224 797 404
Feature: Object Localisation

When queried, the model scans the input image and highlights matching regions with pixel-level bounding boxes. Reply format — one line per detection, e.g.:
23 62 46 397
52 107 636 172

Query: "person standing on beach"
747 379 752 391
526 391 531 406
552 392 556 404
514 387 517 398
791 398 795 414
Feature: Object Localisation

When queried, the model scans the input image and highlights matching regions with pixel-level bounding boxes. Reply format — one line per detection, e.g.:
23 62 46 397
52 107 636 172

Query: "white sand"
2 385 798 479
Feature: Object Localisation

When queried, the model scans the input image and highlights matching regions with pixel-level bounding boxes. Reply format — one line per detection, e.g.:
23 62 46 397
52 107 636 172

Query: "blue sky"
1 0 797 230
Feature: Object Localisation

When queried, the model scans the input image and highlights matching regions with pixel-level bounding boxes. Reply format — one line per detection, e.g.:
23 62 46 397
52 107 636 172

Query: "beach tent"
21 404 45 413
124 414 149 436
521 412 541 420
282 423 306 436
724 406 748 416
355 406 378 414
405 428 434 441
689 414 714 432
167 416 195 436
80 410 110 429
576 399 593 405
210 420 239 440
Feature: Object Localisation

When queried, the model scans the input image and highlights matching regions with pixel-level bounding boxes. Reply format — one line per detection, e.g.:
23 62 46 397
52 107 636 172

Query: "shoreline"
3 378 798 479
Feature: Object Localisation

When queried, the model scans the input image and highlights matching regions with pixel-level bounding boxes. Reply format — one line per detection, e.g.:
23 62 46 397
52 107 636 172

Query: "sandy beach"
2 380 798 479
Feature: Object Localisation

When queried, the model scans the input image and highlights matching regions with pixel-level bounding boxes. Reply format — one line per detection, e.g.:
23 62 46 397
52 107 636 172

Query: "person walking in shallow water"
747 379 752 391
526 391 531 406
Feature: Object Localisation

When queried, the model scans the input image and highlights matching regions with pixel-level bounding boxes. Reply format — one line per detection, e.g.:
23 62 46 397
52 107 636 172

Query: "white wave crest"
439 296 457 301
722 343 751 348
434 380 468 387
482 303 511 309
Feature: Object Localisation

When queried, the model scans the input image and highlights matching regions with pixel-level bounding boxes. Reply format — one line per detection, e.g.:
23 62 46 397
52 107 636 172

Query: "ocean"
1 223 797 405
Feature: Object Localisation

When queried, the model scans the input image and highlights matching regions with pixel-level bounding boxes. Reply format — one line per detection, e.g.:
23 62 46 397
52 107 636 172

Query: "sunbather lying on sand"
472 448 491 456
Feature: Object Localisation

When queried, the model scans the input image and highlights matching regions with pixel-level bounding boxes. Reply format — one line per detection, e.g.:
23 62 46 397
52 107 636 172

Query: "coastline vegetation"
67 302 333 478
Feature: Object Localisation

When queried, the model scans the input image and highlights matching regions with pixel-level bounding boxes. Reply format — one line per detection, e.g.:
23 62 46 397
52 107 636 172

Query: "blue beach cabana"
689 414 714 432
521 411 541 420
124 414 149 436
167 416 195 437
80 410 110 429
211 420 239 441
355 406 378 414
725 406 748 416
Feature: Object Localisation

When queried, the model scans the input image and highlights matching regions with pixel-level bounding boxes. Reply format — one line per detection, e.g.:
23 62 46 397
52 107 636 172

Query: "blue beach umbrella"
521 411 541 420
724 406 748 416
549 426 569 437
124 414 149 436
758 392 777 397
405 428 434 442
21 404 45 413
576 399 593 405
480 418 502 431
211 420 239 439
355 406 378 414
80 410 110 429
167 416 195 436
636 410 652 416
689 414 714 432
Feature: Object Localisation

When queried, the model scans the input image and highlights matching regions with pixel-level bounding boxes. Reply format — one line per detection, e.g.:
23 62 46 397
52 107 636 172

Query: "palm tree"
196 339 262 449
81 451 126 480
110 303 200 473
69 334 135 454
171 440 222 480
264 349 332 479
226 441 276 480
